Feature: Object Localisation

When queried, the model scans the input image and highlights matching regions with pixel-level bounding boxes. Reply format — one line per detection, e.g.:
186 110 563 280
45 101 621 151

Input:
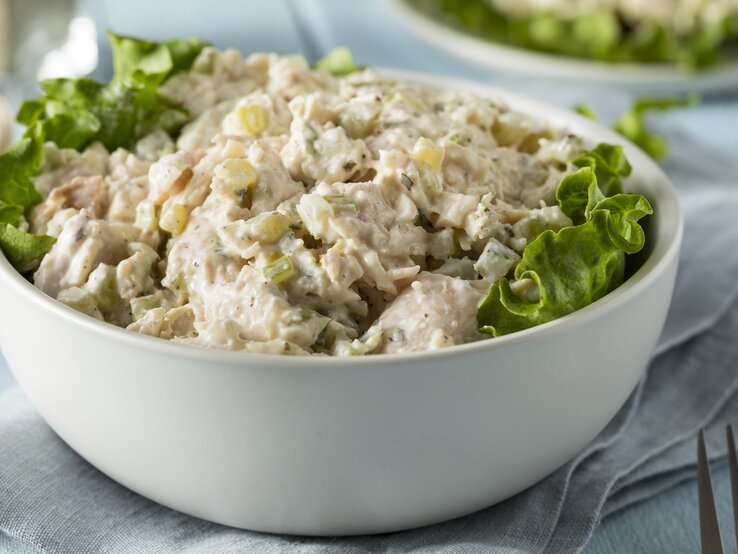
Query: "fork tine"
726 425 738 551
698 429 724 554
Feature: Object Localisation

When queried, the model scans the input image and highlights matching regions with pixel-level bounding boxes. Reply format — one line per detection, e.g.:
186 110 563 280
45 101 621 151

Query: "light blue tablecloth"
1 1 738 552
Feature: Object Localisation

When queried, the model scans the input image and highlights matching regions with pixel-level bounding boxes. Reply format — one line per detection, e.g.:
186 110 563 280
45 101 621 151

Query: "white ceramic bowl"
0 70 682 536
388 0 738 94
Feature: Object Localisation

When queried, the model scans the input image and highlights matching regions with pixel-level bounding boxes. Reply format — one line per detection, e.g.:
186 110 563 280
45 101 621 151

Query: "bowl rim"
386 0 738 92
0 69 684 368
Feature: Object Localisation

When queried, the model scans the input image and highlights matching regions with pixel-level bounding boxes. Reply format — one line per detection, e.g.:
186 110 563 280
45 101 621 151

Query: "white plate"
388 0 738 94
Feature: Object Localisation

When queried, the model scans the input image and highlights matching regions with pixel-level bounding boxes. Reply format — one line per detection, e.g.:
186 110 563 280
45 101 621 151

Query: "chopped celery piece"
263 255 294 284
315 47 359 76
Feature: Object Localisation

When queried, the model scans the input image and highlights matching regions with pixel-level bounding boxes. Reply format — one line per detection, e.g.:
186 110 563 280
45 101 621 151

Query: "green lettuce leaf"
109 33 210 87
477 151 652 337
0 131 55 266
16 32 209 151
315 47 360 76
17 78 103 150
613 95 699 160
555 167 604 222
570 11 621 58
0 134 43 224
0 223 56 269
571 143 632 197
2 32 209 267
624 18 729 68
416 0 738 68
0 202 24 225
574 103 598 120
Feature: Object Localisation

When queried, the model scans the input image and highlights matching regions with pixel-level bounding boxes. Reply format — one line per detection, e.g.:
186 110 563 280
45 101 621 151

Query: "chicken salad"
0 35 652 356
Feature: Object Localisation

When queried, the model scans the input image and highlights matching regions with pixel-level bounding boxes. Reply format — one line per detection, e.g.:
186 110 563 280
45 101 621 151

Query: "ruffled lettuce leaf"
0 134 43 225
555 166 604 222
416 0 738 68
477 161 652 337
16 32 209 151
0 132 54 266
613 95 699 160
2 32 209 268
109 33 208 86
571 143 632 197
0 223 56 269
16 78 103 151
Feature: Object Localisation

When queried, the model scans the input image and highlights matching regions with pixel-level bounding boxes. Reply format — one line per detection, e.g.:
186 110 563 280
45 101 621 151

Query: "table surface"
1 0 733 551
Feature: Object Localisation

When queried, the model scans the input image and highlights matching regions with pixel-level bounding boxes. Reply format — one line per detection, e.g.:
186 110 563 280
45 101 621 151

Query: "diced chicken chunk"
31 175 105 234
376 272 488 354
34 210 147 297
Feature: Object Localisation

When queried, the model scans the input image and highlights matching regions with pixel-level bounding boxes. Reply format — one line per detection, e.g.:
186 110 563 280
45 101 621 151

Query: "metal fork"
698 425 738 554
